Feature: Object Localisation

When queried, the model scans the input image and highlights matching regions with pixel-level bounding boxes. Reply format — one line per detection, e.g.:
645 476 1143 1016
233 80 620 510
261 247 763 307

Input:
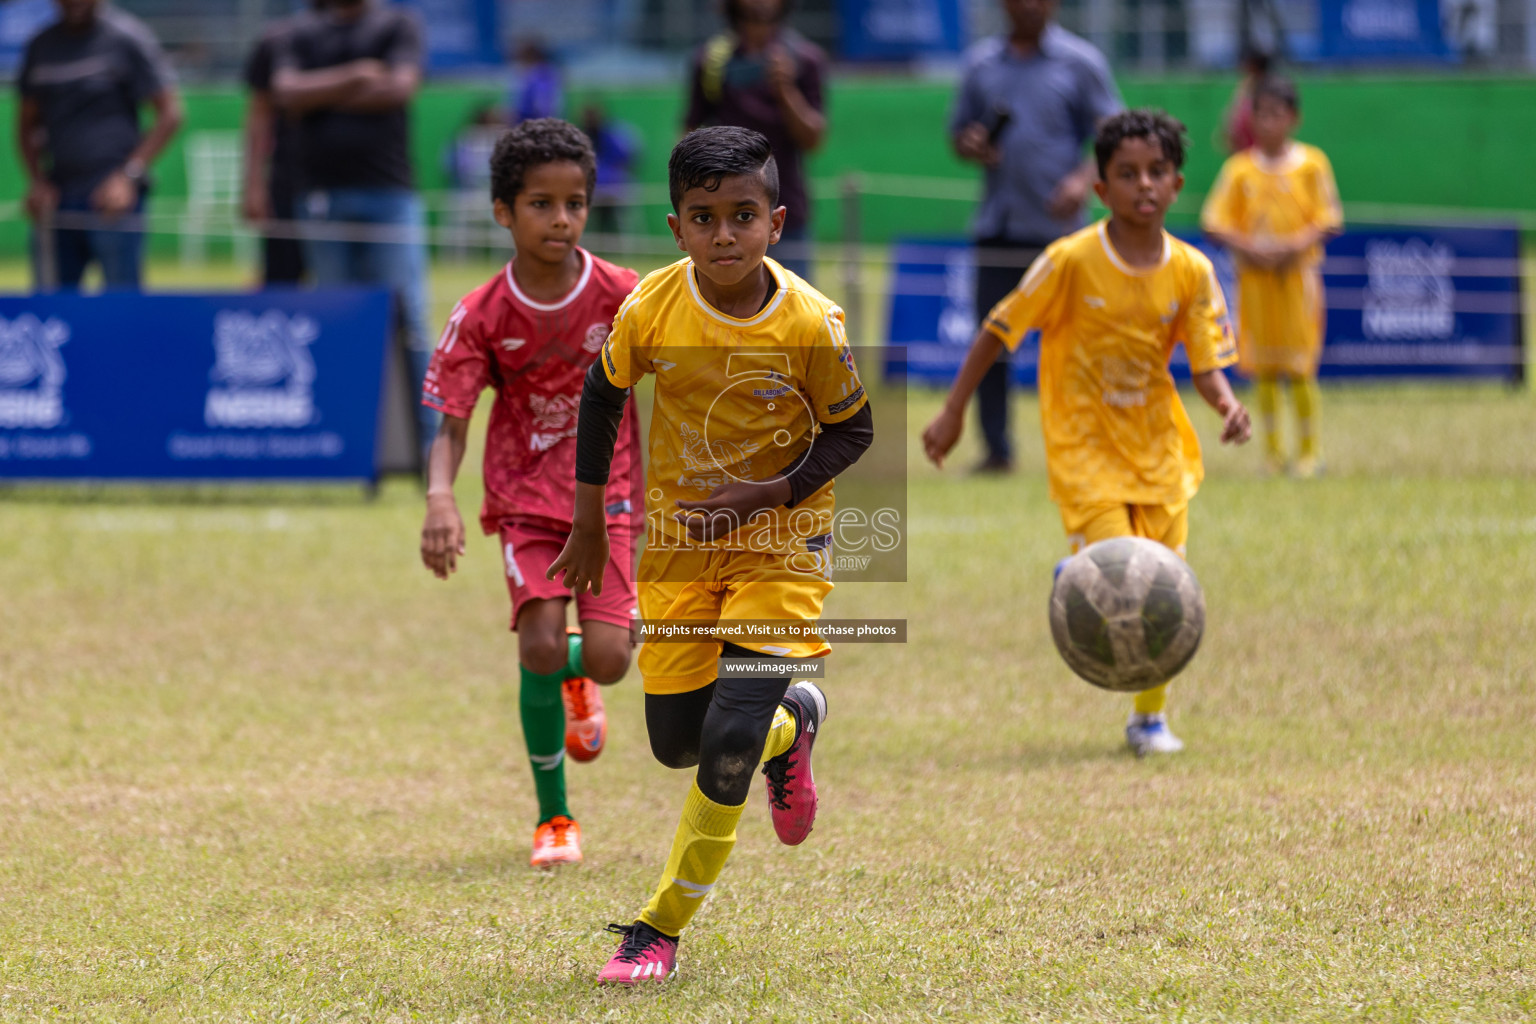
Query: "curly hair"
1093 109 1188 178
667 125 779 213
489 118 596 208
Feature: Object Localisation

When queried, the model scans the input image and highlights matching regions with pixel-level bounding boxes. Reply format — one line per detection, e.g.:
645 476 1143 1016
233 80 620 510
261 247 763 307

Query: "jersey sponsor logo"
204 311 318 428
653 359 677 372
528 393 580 451
1084 295 1108 309
0 314 69 429
826 385 865 416
583 323 611 353
500 337 526 352
677 420 759 490
1100 355 1151 409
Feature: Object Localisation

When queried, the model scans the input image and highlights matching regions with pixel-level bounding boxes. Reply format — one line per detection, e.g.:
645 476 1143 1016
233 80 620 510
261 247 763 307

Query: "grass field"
2 257 1535 1021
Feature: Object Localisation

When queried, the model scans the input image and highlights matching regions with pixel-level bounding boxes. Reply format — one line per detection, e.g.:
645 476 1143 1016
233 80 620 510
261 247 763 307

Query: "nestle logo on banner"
1363 239 1455 340
1342 0 1420 40
205 311 318 428
0 314 70 429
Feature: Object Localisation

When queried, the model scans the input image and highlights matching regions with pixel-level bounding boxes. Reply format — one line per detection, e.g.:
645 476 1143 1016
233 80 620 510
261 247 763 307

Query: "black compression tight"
644 642 792 806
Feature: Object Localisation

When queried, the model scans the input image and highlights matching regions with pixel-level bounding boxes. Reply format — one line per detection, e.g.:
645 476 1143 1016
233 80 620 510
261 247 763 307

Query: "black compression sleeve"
575 359 630 486
783 402 873 507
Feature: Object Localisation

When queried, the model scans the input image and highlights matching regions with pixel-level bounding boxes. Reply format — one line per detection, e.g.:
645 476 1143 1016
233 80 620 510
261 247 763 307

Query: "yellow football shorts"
636 546 833 694
1059 501 1189 557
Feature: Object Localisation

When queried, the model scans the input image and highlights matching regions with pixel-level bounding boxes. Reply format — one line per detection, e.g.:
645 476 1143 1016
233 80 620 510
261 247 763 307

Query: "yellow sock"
760 705 796 763
1292 375 1320 459
639 782 745 938
1255 375 1282 458
1133 683 1169 716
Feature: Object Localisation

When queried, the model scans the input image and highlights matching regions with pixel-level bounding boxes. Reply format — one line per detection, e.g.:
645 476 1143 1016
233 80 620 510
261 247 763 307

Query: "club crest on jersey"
584 323 611 353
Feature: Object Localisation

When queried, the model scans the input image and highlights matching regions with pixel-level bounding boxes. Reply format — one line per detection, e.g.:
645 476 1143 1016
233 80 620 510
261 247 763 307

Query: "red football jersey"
423 250 643 535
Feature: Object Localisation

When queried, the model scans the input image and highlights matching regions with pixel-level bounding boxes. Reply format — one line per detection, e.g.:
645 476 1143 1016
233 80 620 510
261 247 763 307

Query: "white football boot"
1125 713 1185 757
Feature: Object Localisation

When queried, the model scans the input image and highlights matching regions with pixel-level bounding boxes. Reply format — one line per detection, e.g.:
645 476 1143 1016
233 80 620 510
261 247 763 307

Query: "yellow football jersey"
1201 143 1343 376
984 221 1237 507
601 256 867 554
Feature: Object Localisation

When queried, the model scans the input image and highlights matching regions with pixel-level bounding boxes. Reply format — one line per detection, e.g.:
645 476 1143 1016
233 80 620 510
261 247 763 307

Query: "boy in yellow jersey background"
1201 76 1342 477
550 125 872 982
923 109 1251 756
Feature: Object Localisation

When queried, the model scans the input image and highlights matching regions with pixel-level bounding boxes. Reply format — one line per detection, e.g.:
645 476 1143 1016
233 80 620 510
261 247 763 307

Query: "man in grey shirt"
950 0 1121 472
16 0 183 290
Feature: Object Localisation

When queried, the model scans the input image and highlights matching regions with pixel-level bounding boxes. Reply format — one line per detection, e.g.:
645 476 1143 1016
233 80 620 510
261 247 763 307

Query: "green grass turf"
2 353 1534 1020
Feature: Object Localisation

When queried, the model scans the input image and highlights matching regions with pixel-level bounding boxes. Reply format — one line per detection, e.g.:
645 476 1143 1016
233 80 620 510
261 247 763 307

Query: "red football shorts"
497 518 638 632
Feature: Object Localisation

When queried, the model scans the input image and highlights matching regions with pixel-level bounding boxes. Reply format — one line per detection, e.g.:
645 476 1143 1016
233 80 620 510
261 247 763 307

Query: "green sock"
520 662 569 823
564 631 584 680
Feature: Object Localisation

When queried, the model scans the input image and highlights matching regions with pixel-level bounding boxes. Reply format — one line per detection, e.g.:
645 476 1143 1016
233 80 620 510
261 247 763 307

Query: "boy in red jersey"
419 118 644 868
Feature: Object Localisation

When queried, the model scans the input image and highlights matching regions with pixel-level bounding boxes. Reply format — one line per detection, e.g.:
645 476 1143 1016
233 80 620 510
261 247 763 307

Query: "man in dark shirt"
950 0 1121 472
242 0 327 286
16 0 183 291
272 0 432 447
685 0 826 281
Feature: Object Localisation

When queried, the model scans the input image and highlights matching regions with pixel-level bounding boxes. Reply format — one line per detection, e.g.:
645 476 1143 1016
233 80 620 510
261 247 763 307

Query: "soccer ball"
1048 536 1206 693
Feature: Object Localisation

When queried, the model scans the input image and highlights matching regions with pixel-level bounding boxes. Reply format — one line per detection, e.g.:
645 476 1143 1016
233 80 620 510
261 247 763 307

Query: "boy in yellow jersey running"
923 109 1251 756
549 125 872 982
1201 75 1342 477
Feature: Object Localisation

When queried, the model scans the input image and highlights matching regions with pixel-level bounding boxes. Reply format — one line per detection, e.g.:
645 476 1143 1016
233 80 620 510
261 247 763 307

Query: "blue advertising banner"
0 289 392 481
837 0 965 61
1317 0 1451 62
396 0 502 71
884 225 1522 385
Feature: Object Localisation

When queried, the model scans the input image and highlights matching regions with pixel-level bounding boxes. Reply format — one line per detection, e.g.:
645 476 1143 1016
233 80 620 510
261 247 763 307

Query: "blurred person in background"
15 0 183 291
1220 46 1272 155
272 0 435 446
243 0 329 286
950 0 1120 473
511 39 562 123
581 103 639 245
684 0 826 281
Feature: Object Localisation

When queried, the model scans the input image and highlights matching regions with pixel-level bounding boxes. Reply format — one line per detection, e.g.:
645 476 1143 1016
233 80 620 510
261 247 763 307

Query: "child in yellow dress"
1201 75 1342 477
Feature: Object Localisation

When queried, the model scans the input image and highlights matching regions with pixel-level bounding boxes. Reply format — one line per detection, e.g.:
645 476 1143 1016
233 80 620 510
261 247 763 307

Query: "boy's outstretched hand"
921 406 964 468
421 493 466 580
1217 396 1252 445
674 477 793 543
548 521 610 596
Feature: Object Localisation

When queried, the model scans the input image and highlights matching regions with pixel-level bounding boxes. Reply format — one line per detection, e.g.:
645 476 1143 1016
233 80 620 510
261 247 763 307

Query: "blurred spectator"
581 102 640 243
950 0 1120 473
272 0 435 446
447 102 508 190
16 0 184 291
1221 47 1272 154
510 39 561 123
444 103 507 259
243 0 327 286
685 0 827 282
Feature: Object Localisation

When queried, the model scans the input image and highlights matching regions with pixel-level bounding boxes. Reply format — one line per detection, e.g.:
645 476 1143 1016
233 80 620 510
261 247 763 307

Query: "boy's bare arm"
548 360 629 595
421 414 470 579
921 327 1006 466
548 483 611 596
1193 369 1252 445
